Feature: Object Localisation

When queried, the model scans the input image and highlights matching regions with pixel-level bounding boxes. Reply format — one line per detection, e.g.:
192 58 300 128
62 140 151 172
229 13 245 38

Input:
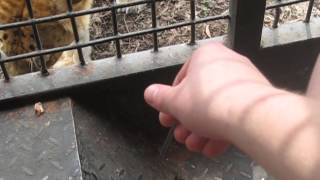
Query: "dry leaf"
34 102 45 116
205 25 211 38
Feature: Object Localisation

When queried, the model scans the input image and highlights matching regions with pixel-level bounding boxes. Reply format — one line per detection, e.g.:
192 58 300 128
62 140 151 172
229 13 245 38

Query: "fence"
0 0 318 104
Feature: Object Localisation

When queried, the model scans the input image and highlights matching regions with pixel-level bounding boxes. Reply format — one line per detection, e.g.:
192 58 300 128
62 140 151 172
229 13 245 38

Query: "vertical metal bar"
0 53 9 81
160 124 176 157
228 0 266 58
151 0 159 52
112 2 122 58
273 1 282 28
66 0 86 65
305 0 315 22
190 0 196 45
25 0 49 75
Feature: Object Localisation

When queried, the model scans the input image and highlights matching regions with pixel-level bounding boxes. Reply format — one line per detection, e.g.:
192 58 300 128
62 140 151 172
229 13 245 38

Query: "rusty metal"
0 98 82 179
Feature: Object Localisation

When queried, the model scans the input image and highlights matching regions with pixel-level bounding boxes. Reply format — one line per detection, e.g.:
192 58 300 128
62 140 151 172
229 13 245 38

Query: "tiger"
0 0 93 76
0 0 144 76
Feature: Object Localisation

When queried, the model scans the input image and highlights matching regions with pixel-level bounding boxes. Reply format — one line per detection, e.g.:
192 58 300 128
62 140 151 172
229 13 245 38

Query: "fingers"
185 134 208 152
174 125 190 144
159 113 176 127
174 128 230 157
202 140 230 158
144 84 175 114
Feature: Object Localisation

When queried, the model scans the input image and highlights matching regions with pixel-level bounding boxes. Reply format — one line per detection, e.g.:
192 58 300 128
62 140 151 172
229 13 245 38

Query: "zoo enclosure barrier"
0 0 317 104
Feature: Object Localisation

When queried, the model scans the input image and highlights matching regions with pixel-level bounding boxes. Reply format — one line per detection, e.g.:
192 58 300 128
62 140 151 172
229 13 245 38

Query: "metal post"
0 53 9 81
228 0 266 58
151 0 159 52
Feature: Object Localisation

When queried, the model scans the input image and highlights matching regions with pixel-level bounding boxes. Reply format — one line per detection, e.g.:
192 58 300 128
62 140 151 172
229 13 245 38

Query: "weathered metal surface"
228 0 266 58
0 37 223 105
266 0 308 9
0 17 320 105
0 14 228 64
0 98 82 179
262 19 320 48
71 91 274 180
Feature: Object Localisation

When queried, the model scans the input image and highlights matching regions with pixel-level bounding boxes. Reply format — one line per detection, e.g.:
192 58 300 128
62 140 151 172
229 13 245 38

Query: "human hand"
144 42 273 157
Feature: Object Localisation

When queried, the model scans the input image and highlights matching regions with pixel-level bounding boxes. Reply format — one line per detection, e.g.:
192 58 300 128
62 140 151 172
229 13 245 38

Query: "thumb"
144 84 175 114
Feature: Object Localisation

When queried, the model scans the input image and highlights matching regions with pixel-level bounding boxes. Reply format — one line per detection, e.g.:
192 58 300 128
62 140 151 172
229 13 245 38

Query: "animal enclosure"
0 0 320 179
0 0 319 102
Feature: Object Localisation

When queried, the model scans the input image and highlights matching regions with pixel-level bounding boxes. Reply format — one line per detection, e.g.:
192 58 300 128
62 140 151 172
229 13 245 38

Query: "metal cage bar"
0 0 315 80
66 0 86 65
190 0 196 45
0 0 160 31
0 0 320 105
25 0 49 75
0 0 229 67
0 14 229 64
305 0 315 22
0 56 9 81
151 0 159 52
273 0 282 28
228 0 266 57
111 2 122 58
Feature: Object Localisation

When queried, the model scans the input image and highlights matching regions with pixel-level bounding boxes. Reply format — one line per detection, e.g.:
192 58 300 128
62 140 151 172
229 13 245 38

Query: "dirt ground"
90 0 320 60
90 0 229 59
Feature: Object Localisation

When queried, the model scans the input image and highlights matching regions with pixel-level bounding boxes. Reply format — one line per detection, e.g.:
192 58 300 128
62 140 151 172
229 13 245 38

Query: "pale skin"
144 42 320 180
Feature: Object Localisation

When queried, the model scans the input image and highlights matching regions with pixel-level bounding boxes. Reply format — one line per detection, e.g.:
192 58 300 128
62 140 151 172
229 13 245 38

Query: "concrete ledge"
262 17 320 48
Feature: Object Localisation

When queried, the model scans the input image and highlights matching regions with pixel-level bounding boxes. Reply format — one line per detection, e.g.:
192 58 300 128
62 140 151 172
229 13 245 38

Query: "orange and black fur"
0 0 145 76
0 0 93 76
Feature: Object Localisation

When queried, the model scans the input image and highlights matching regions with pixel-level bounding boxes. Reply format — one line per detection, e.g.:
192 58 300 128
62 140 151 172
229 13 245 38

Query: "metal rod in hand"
160 124 176 157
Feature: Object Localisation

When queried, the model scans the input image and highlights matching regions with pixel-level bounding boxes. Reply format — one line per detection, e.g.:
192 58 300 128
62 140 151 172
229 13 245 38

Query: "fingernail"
145 85 159 105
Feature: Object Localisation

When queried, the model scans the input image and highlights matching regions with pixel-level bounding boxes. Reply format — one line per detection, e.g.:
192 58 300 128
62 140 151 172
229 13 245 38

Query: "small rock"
116 168 125 177
34 102 45 116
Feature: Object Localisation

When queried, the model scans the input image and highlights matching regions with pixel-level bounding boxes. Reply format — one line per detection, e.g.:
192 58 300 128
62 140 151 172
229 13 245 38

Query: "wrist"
227 88 320 180
222 84 288 142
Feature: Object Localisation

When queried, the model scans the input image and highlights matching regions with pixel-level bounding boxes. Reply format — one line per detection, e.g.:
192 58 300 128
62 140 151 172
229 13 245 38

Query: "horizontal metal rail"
0 14 229 63
0 37 223 106
0 0 164 30
1 14 320 105
0 0 318 102
266 0 309 10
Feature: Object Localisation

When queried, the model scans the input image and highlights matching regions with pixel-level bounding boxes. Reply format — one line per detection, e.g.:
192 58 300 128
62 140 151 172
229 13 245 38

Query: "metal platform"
71 89 273 180
0 87 276 180
0 98 82 179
